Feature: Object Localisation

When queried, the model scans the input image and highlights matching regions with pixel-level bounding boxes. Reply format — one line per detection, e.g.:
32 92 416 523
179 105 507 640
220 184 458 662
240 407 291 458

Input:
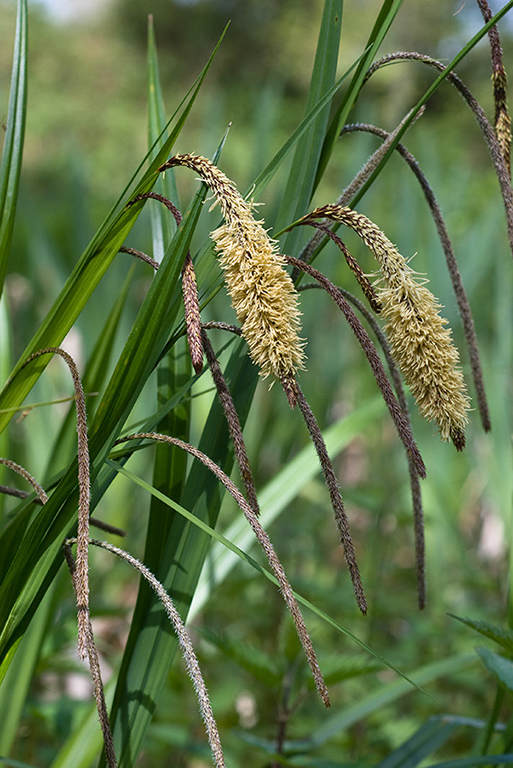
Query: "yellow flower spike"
301 204 470 449
159 154 305 387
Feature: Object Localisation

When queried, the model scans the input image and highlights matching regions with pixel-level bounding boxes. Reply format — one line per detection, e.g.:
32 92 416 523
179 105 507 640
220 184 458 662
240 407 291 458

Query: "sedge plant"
0 1 513 766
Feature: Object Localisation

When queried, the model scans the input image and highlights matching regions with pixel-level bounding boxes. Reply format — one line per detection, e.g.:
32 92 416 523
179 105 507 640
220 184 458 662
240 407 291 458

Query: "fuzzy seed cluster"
165 154 305 383
312 204 470 446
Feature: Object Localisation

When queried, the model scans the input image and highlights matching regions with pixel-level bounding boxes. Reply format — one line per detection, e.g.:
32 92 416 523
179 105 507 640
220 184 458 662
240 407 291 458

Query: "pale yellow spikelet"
160 154 305 383
306 204 470 448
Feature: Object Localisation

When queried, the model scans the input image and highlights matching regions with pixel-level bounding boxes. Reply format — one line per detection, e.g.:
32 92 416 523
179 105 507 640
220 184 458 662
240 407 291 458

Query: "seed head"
159 154 305 384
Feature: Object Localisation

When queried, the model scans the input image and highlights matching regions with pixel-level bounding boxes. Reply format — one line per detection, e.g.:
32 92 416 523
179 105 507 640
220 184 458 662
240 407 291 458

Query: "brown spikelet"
182 254 204 374
22 347 91 658
298 282 428 607
159 154 305 386
63 543 118 768
294 386 368 615
123 193 206 376
201 329 260 515
0 458 48 504
65 537 226 768
300 205 470 448
476 0 511 176
115 432 330 707
120 245 160 272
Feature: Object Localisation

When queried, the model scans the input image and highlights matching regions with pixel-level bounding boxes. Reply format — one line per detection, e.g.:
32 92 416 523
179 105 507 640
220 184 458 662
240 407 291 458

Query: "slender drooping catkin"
159 154 305 386
302 205 470 448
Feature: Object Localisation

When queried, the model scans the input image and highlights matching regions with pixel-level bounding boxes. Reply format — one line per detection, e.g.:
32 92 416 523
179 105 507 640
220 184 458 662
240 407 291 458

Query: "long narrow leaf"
147 14 178 255
47 683 115 768
296 654 475 751
0 0 27 299
276 0 343 255
315 0 405 188
104 343 258 767
0 27 227 436
376 717 459 768
99 36 194 766
249 54 363 203
47 266 134 478
0 586 54 756
0 182 206 669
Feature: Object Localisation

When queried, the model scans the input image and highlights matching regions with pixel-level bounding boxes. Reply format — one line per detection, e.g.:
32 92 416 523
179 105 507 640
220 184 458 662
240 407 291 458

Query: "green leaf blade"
275 0 343 254
0 0 27 300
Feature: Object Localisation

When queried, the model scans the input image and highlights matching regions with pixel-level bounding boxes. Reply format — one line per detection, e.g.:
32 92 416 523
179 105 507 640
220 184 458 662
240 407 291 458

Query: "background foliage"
1 0 513 766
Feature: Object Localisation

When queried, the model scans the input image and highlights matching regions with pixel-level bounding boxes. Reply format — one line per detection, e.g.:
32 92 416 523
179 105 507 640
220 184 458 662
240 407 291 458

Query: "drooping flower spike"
0 457 49 504
63 543 118 768
122 168 430 611
158 154 305 395
65 537 228 768
199 316 369 612
126 191 205 373
294 206 470 449
339 121 490 434
201 329 260 515
284 254 426 477
21 347 92 658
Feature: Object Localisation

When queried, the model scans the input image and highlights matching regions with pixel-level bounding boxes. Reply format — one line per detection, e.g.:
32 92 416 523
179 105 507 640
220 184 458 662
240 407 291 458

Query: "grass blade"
0 586 54 756
276 0 343 255
249 55 362 203
47 683 115 768
47 266 134 478
0 0 27 299
376 717 459 768
103 343 258 767
0 27 227 436
147 14 178 255
315 0 405 188
300 654 475 750
99 38 195 765
0 182 207 671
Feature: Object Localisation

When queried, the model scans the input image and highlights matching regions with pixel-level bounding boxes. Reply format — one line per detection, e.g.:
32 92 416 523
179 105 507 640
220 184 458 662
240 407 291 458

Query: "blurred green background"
1 1 513 765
